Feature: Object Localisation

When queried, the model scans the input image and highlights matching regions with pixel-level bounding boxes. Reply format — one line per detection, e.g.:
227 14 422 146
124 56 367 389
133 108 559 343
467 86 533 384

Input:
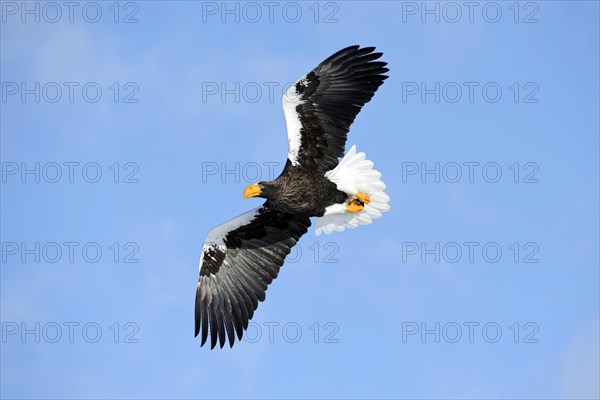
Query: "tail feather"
315 145 390 236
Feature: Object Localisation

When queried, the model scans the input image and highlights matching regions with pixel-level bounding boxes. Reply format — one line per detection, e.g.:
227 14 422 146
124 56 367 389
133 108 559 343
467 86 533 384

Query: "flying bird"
195 45 390 348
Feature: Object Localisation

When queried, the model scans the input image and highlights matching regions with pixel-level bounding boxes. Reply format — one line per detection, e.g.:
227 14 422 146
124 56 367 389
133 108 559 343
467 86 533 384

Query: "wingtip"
194 282 202 338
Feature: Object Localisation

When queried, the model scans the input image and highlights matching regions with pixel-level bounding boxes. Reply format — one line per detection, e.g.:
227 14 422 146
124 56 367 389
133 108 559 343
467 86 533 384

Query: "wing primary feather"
195 206 311 348
282 45 389 171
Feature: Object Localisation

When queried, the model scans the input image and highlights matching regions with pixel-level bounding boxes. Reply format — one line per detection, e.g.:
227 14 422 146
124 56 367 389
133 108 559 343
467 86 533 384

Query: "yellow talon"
346 199 364 213
355 192 370 204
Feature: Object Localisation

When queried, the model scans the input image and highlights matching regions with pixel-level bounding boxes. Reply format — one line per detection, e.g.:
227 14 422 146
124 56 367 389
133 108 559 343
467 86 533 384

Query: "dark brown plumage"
256 160 348 216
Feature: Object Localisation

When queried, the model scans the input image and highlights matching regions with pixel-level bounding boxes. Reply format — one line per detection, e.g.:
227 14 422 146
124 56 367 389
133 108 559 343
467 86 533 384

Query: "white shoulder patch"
199 207 261 271
282 76 307 166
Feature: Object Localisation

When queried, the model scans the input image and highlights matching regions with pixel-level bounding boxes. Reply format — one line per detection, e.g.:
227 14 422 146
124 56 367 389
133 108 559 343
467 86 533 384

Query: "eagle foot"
346 199 364 213
355 192 371 204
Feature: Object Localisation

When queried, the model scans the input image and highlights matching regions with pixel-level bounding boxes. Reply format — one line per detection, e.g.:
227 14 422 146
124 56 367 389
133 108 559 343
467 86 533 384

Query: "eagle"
195 45 390 348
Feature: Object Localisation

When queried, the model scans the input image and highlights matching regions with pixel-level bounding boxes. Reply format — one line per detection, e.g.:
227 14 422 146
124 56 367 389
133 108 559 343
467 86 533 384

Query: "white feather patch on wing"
282 77 307 166
199 207 260 271
315 146 390 236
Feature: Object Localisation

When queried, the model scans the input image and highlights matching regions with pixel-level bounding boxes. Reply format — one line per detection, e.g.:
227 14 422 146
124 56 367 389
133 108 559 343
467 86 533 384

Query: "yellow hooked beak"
243 184 262 199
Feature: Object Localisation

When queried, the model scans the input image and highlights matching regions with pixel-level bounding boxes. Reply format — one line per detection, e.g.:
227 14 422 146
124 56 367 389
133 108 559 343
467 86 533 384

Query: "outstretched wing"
282 45 389 172
195 205 311 348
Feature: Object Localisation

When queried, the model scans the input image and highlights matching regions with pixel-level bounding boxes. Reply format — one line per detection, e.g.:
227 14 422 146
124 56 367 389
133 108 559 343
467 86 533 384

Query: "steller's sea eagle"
195 45 390 348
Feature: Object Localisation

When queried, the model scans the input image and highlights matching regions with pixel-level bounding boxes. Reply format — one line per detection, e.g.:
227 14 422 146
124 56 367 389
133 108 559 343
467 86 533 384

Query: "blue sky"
1 1 599 399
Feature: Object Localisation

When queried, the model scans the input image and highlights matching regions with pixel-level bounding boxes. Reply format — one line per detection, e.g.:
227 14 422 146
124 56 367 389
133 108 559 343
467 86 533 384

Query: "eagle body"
195 45 391 348
260 163 348 216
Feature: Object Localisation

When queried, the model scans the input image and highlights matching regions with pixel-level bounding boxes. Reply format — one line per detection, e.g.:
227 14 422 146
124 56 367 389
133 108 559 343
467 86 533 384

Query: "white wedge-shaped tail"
315 145 390 236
